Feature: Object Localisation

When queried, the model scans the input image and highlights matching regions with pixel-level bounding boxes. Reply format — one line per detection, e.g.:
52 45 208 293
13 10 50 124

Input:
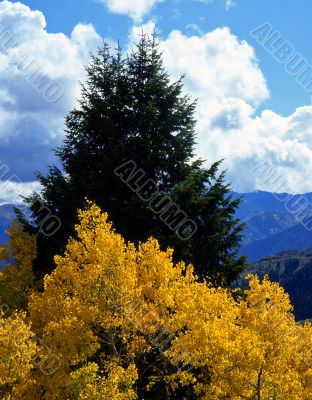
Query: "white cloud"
98 0 163 21
2 0 312 199
0 0 102 189
128 20 158 45
149 26 312 193
0 180 41 205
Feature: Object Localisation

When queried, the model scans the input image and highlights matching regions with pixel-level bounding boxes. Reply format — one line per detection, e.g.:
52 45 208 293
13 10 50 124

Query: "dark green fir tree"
20 33 246 284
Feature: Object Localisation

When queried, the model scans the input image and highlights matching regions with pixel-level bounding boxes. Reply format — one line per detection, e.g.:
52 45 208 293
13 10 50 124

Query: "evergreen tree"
161 160 246 285
21 34 246 283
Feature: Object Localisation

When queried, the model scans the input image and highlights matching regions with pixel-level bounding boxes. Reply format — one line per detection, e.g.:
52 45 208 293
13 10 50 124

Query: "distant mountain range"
239 248 312 320
1 190 312 262
233 191 312 320
234 191 312 262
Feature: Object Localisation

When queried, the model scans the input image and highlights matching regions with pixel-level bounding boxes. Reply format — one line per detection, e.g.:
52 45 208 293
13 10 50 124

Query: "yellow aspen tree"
166 275 312 399
29 203 140 398
0 310 37 399
68 361 138 400
0 221 36 311
28 203 196 398
26 202 312 399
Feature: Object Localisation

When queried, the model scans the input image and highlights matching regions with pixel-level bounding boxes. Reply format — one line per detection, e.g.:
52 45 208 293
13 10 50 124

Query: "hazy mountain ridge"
234 191 312 261
234 191 312 320
239 248 312 320
241 212 299 245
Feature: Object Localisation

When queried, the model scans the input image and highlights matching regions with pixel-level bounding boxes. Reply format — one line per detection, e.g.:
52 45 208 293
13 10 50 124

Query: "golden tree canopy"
1 202 312 399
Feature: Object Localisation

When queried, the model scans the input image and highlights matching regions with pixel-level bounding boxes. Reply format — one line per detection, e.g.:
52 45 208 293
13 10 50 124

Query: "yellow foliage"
29 203 141 397
2 202 312 399
167 275 312 399
0 221 36 311
68 361 138 400
0 310 37 399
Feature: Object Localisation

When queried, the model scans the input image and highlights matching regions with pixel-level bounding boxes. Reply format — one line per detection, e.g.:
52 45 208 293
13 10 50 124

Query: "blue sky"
1 0 312 202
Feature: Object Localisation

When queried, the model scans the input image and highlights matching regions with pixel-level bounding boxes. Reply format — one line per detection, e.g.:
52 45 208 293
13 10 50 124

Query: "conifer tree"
163 160 246 285
21 34 245 283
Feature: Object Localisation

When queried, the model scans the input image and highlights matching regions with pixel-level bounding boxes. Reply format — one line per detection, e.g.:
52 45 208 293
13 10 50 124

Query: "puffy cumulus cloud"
0 1 102 188
98 0 163 21
0 180 41 205
128 20 157 45
71 23 103 62
2 0 312 200
140 25 312 194
160 27 269 106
